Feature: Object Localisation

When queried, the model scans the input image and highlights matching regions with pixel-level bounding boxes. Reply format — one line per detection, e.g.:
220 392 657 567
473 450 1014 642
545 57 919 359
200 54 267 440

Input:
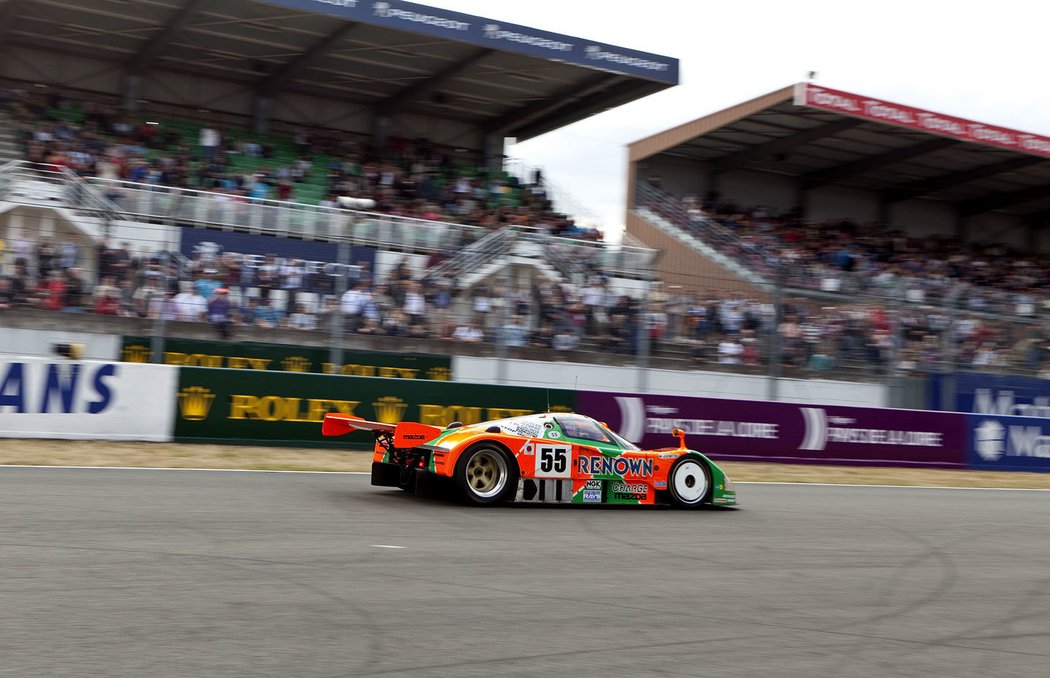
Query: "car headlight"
723 476 735 492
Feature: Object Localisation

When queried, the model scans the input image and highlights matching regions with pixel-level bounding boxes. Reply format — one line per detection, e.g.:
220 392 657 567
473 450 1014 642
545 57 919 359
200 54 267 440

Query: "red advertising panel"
795 83 1050 158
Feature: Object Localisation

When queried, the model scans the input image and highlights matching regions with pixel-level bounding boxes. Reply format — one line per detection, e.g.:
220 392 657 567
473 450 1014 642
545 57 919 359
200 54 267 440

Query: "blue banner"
968 414 1050 472
931 372 1050 417
178 228 376 294
255 0 679 85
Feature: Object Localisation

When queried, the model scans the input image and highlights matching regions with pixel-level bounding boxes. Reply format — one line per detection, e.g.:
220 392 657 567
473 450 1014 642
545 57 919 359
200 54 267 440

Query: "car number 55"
535 444 572 479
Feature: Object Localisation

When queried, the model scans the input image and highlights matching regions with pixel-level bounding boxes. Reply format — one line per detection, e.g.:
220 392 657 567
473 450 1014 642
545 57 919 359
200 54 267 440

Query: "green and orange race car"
322 411 737 508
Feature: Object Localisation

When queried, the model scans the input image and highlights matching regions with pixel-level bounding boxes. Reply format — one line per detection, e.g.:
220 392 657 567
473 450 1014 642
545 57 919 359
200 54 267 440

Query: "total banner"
795 83 1050 159
173 367 573 447
969 414 1050 472
121 336 452 380
577 391 965 467
0 357 176 441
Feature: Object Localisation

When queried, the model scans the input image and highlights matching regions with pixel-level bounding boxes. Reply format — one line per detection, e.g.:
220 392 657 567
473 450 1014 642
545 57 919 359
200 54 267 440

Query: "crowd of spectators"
3 87 602 241
642 183 1050 316
2 227 1047 378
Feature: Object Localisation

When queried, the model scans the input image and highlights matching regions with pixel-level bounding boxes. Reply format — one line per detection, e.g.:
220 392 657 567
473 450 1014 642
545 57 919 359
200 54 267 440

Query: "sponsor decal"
0 361 117 414
178 386 215 421
975 419 1050 461
973 389 1050 418
547 430 560 438
482 24 572 51
372 2 470 30
584 45 670 72
576 455 653 477
581 479 602 503
617 396 778 442
281 357 312 373
610 481 647 501
799 84 1050 159
314 0 356 7
373 396 407 424
228 395 360 423
654 480 667 488
799 407 942 450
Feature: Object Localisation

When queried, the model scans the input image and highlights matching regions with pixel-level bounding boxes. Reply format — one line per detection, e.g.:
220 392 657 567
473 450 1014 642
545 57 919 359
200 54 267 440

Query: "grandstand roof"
0 0 678 142
629 83 1050 223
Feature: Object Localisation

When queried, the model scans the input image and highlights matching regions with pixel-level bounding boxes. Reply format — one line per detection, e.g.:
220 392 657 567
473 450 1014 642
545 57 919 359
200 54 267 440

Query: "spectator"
288 303 317 330
0 277 14 310
172 282 208 322
252 296 282 329
207 288 234 339
452 320 484 343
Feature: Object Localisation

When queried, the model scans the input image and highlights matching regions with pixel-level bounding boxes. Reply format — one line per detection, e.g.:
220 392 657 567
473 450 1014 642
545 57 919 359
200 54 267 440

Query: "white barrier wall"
0 358 176 441
452 356 886 407
0 328 122 361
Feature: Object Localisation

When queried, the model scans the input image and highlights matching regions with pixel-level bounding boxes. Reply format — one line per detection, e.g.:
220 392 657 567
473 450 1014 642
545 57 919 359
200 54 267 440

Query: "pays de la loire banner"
121 336 452 380
173 367 573 447
578 391 965 467
0 357 176 441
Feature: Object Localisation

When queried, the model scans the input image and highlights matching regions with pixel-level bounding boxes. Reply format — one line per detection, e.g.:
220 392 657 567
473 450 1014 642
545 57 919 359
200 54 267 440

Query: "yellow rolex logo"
178 386 216 421
122 344 152 363
426 367 452 381
372 396 407 424
282 356 312 372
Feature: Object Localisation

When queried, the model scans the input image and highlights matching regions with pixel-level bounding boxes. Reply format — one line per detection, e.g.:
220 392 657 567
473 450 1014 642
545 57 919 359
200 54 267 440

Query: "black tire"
454 444 518 505
667 456 712 509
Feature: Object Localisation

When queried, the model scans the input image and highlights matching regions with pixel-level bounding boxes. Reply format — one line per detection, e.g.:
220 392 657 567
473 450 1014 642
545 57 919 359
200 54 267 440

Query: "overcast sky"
424 0 1050 241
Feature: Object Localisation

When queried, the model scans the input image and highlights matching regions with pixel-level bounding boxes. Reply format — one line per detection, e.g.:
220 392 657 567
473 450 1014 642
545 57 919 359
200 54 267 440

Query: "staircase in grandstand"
418 224 656 289
633 182 771 289
0 160 126 241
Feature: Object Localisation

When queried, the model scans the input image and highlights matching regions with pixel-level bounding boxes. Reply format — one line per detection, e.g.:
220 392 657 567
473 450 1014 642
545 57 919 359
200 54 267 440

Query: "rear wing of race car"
322 413 443 449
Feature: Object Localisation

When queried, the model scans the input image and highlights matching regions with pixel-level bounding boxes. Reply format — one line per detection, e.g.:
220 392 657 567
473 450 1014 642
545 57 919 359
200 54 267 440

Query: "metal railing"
635 181 1050 322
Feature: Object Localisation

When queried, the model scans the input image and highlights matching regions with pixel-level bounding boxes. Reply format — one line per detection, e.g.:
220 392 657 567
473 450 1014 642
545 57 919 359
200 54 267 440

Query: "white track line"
738 481 1050 492
1 465 1050 491
0 465 369 475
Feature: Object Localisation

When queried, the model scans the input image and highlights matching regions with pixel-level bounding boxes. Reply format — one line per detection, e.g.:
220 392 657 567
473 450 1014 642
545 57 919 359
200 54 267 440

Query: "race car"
322 411 736 508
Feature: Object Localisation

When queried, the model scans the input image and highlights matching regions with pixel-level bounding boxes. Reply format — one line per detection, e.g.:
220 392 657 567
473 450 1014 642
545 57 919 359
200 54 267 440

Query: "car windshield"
555 415 639 450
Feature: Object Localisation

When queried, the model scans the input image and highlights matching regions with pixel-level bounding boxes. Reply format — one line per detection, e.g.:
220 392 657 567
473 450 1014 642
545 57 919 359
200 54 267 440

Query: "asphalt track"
1 469 1049 677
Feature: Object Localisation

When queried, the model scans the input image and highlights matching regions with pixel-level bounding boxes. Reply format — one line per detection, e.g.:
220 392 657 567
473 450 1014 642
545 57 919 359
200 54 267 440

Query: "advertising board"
0 358 176 441
931 372 1050 418
173 367 573 447
578 391 965 467
121 336 452 380
968 414 1050 472
179 228 375 294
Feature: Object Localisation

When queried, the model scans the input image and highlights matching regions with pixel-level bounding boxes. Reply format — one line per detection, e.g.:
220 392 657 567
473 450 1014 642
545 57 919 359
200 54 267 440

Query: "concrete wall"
453 356 887 407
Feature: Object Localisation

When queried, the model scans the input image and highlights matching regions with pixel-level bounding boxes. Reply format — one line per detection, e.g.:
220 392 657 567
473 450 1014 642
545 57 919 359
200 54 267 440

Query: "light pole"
329 198 374 372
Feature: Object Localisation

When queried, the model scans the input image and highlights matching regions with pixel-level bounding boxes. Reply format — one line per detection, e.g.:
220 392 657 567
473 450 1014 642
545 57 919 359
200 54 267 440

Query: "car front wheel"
667 456 711 509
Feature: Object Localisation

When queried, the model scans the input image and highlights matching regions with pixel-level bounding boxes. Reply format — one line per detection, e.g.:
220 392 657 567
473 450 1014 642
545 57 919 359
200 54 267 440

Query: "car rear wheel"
454 444 518 505
667 456 711 509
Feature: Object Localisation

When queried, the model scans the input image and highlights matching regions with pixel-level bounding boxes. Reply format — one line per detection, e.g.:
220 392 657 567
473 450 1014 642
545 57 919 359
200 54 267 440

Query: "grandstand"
625 83 1050 378
0 0 694 375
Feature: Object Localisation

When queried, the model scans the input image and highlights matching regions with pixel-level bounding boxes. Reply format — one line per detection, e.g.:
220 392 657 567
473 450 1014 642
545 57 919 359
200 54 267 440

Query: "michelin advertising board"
0 358 176 441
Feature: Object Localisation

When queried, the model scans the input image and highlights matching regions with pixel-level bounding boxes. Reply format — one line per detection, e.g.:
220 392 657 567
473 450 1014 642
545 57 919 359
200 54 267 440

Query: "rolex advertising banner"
121 336 452 380
173 367 574 447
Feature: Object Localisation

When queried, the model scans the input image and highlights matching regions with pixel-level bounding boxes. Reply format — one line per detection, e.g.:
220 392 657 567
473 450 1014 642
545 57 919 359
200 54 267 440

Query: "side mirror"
671 427 686 449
